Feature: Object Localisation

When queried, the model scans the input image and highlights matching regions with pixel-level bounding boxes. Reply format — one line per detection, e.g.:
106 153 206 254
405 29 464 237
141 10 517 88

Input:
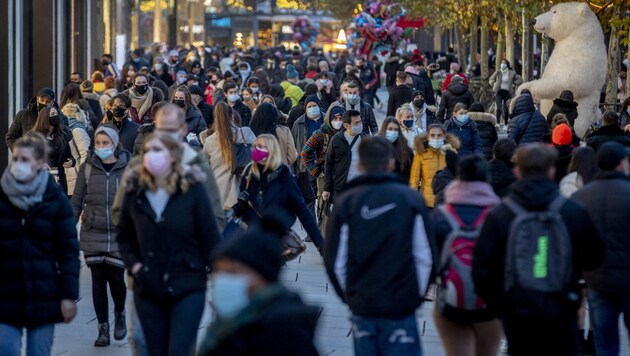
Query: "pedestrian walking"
559 147 597 198
378 117 413 180
468 103 498 161
250 102 297 166
444 103 483 157
489 59 522 128
488 138 517 198
507 92 549 145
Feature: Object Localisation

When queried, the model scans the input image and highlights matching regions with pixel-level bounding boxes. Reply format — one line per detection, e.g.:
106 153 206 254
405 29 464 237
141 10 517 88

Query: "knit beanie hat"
95 125 120 149
286 64 298 79
552 123 572 146
330 106 345 119
212 214 285 282
305 95 322 109
597 142 627 171
80 80 94 93
412 90 424 100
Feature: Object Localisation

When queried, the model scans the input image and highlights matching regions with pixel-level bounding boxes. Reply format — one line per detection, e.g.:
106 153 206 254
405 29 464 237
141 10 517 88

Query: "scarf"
445 180 500 207
127 86 154 121
413 104 427 131
0 168 49 211
344 99 359 112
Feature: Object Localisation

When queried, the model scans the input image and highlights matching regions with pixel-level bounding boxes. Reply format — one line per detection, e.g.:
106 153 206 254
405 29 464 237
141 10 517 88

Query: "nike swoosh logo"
360 203 396 220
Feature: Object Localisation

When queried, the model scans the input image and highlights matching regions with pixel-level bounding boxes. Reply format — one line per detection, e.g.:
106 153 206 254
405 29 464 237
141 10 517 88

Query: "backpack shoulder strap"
547 194 566 213
503 196 527 216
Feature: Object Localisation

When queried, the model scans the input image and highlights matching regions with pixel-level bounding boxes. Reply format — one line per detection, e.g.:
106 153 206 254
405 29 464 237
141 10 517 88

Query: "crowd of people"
1 42 630 356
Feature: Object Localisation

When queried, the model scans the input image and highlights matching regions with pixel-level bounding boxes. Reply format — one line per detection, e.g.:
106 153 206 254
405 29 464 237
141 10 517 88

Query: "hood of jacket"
446 82 469 96
509 177 558 210
489 159 516 186
589 125 627 138
414 131 461 154
511 94 535 117
342 172 406 192
324 102 343 126
469 112 497 126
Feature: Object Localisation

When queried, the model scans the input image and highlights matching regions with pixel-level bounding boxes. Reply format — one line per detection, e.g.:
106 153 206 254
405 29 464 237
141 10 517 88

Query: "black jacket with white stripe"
323 173 435 318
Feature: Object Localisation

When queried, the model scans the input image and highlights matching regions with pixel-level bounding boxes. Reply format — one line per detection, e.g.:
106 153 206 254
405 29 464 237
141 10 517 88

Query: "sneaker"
500 338 508 353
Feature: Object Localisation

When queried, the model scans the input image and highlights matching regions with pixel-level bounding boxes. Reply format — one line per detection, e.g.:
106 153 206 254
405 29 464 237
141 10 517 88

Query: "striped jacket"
301 123 336 177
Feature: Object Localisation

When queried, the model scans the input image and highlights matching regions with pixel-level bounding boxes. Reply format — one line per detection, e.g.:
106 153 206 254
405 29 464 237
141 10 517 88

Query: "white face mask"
250 87 259 93
428 139 445 149
10 162 35 182
212 273 250 319
500 63 508 70
350 122 363 135
331 119 343 130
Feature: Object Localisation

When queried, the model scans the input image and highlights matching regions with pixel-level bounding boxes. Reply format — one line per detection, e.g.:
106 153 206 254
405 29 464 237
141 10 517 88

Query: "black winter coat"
586 125 630 151
572 172 630 292
384 57 401 88
488 159 516 198
6 97 39 149
48 135 75 195
507 94 549 145
185 105 208 136
324 132 366 201
105 118 140 154
470 112 498 161
431 168 456 207
116 181 220 301
230 99 252 127
546 101 578 127
437 83 474 122
472 178 605 315
287 95 308 130
197 101 214 128
333 99 379 135
387 85 413 117
553 144 573 183
414 71 437 106
0 175 80 328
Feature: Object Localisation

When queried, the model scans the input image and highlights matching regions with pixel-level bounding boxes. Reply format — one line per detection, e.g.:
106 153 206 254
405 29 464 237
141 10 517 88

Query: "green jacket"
280 81 304 109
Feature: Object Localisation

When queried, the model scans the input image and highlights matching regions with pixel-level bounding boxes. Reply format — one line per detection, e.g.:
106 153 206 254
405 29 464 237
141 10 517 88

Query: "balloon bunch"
292 17 319 51
347 0 411 57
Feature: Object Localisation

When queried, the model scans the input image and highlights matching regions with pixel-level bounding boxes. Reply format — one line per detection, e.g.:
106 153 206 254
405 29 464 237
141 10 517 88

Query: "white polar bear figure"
518 2 606 136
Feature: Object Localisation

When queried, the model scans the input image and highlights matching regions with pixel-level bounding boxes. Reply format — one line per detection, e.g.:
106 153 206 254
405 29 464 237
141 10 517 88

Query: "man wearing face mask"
355 57 378 108
333 81 379 136
411 90 438 131
191 61 209 90
163 50 182 83
292 95 325 172
189 85 214 128
223 81 252 127
125 49 150 72
198 213 319 355
123 73 160 125
323 110 366 203
101 94 140 153
6 88 59 150
235 62 252 91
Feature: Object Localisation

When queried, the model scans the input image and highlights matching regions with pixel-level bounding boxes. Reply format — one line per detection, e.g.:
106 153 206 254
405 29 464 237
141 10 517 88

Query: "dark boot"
94 322 110 347
114 311 127 340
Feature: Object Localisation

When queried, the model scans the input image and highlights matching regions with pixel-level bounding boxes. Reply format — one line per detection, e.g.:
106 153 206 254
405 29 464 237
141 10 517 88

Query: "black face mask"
413 99 425 108
112 107 126 118
135 85 148 95
37 103 48 113
49 115 60 127
211 80 218 85
106 110 114 121
173 99 186 108
102 60 110 66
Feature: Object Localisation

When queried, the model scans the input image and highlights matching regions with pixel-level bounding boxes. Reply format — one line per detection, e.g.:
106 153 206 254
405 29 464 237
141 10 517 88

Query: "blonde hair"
136 133 188 194
247 134 283 180
61 103 88 126
395 103 413 121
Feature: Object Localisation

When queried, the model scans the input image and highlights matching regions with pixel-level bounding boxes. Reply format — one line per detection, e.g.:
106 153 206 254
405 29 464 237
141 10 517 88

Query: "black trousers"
495 89 511 126
89 263 127 323
502 314 579 356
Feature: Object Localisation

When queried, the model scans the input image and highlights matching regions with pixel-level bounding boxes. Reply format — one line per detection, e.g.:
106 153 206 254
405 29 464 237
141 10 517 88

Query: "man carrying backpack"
472 143 604 356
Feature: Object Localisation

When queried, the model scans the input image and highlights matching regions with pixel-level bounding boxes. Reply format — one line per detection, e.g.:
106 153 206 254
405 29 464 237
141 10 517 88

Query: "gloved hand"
232 191 250 218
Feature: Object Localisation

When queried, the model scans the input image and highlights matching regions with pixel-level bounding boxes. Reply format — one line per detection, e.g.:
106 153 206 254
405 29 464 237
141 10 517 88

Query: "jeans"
0 323 54 356
587 289 630 356
495 89 511 126
135 291 205 356
127 291 149 356
351 314 422 356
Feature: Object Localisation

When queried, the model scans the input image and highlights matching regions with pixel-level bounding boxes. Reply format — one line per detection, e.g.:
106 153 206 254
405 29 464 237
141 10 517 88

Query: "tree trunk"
455 25 467 73
480 22 489 79
540 34 550 77
521 9 532 82
605 19 619 109
504 14 515 67
470 19 478 75
496 20 504 72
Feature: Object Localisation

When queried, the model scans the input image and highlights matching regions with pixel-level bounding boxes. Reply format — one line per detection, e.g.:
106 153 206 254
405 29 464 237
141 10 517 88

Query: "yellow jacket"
409 132 460 208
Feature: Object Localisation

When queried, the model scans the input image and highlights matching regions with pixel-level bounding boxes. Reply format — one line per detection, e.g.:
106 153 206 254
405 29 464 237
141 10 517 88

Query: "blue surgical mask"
95 147 114 160
227 94 240 103
500 63 508 70
428 139 445 149
455 114 469 124
307 106 320 118
385 131 399 143
403 119 414 128
211 273 250 319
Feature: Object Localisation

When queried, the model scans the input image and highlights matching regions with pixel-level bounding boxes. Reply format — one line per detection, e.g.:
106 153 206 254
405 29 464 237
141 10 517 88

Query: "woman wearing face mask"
379 117 413 179
249 102 297 165
291 95 325 173
246 77 262 103
241 87 258 112
409 124 460 208
257 94 289 126
445 103 483 157
203 102 256 212
71 126 130 347
0 132 79 355
31 106 75 195
172 86 207 139
315 72 336 112
199 214 319 355
489 59 522 129
232 134 324 251
116 133 220 356
123 73 160 125
396 104 423 150
61 103 92 197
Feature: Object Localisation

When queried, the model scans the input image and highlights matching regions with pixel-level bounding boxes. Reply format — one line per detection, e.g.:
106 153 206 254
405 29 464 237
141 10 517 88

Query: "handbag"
295 171 316 204
231 128 252 176
247 201 306 261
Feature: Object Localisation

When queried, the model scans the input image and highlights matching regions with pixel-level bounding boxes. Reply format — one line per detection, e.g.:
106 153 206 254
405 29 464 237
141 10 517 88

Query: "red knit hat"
552 123 572 146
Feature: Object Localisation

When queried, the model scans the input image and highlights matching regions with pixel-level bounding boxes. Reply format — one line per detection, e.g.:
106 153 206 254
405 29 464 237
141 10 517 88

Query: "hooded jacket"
71 150 130 256
472 178 604 315
324 173 433 318
507 94 549 145
444 118 483 157
0 175 80 328
301 105 339 176
488 159 516 198
409 132 461 207
280 81 304 109
469 112 498 160
546 100 578 128
572 171 630 292
6 97 40 149
437 82 474 122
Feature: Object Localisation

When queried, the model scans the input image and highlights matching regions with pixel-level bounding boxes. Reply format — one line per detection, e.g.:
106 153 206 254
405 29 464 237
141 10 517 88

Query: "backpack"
436 204 492 323
503 195 579 319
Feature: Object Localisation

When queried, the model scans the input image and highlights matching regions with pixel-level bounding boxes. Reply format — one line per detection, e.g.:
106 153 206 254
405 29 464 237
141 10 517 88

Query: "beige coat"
276 125 298 166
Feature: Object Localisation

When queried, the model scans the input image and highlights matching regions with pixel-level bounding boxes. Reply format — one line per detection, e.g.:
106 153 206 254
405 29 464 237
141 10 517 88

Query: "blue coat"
507 94 549 145
444 119 483 157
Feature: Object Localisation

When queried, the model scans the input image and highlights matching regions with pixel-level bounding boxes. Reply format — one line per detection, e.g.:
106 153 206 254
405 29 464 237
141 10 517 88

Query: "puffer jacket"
0 175 80 328
444 119 483 157
570 171 630 292
470 112 498 161
488 159 516 198
185 105 208 136
71 150 130 256
409 132 460 207
507 94 549 145
437 82 474 122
